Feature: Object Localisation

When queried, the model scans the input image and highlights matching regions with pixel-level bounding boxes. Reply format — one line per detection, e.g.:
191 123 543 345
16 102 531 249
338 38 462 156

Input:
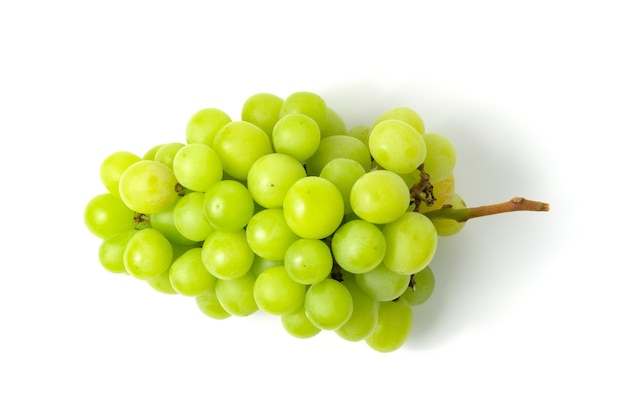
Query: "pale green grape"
241 92 284 137
118 160 179 214
172 192 214 242
247 152 307 208
123 228 173 280
283 238 333 285
304 278 353 330
253 265 306 315
350 170 410 224
147 270 178 295
319 158 366 215
373 107 425 134
355 262 411 302
279 91 328 130
320 107 347 137
369 120 427 174
383 212 438 275
172 143 223 192
347 125 370 147
281 306 321 339
149 197 196 246
186 108 232 147
272 113 321 162
421 132 456 184
203 180 254 231
365 298 413 353
84 193 136 239
99 151 141 199
250 256 283 277
196 290 231 320
336 276 379 341
430 193 466 236
154 142 185 169
201 229 255 280
212 121 273 180
331 219 386 274
169 247 217 297
98 230 137 274
245 208 299 261
143 144 163 160
305 134 371 176
283 176 344 239
215 271 258 317
401 265 435 306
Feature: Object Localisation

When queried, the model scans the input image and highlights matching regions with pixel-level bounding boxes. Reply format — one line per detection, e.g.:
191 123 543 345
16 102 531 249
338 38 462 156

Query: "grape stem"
423 197 550 223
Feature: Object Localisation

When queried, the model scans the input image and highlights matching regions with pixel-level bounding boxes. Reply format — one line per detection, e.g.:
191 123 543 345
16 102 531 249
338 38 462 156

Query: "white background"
1 1 624 415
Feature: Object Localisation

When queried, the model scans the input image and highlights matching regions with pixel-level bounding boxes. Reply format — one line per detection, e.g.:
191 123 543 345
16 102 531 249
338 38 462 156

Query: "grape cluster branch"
423 197 550 223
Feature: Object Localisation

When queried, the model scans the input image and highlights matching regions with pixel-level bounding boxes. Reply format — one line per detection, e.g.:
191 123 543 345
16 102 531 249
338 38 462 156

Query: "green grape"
172 143 223 192
169 247 217 296
98 230 137 274
350 170 410 224
283 238 333 285
401 265 435 306
172 192 214 242
149 197 196 246
84 193 136 239
154 142 185 169
247 152 307 208
253 265 306 316
147 270 178 295
99 151 141 199
421 132 456 184
186 107 232 147
320 107 347 137
336 276 379 341
118 160 179 214
143 144 163 160
305 134 371 176
196 289 231 320
355 262 411 302
250 256 283 277
123 228 173 280
271 113 321 162
215 271 258 317
304 278 353 330
373 107 425 134
319 158 366 215
202 229 255 280
279 91 328 130
331 219 386 274
212 121 273 180
241 92 284 137
347 125 370 147
203 180 254 231
283 176 344 239
281 306 321 339
369 119 427 175
430 193 466 236
383 212 438 275
246 208 299 261
365 298 413 353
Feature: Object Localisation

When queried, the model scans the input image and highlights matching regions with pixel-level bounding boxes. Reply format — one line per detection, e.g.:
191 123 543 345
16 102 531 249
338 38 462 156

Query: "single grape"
118 160 179 214
149 197 196 246
320 107 347 137
186 107 232 147
172 192 214 242
304 278 353 331
281 306 321 339
365 298 413 353
421 132 456 184
250 256 283 277
98 230 138 274
355 262 411 302
99 151 141 199
347 125 370 147
154 142 185 169
169 247 217 297
172 143 223 192
350 170 410 224
331 219 386 274
84 193 136 239
203 180 254 231
201 229 255 280
215 271 258 317
336 275 379 341
196 289 231 320
279 91 328 130
319 158 366 215
241 92 284 137
305 134 371 176
283 238 333 285
123 228 173 280
373 107 425 134
401 265 435 306
143 144 163 160
369 119 427 175
147 270 179 295
382 212 438 275
245 208 299 261
253 265 306 316
247 152 307 208
283 176 344 239
430 193 467 236
272 113 321 162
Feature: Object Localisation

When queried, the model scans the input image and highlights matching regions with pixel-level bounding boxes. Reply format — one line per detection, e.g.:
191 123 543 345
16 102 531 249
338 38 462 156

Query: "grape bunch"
84 91 549 352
